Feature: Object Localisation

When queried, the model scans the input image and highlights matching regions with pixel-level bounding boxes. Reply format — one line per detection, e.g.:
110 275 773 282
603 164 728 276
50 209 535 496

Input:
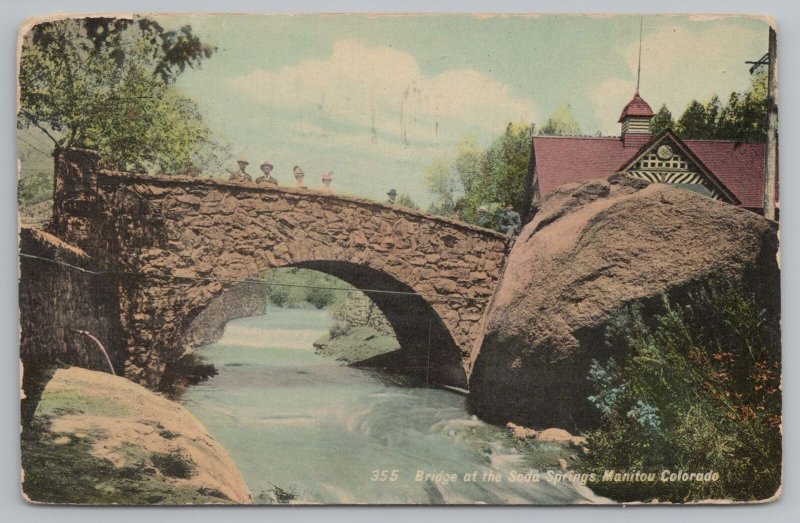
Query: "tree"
675 100 714 139
471 122 534 220
18 16 224 173
649 104 674 135
395 193 419 210
452 137 484 201
538 104 582 136
673 71 767 142
422 156 461 216
422 122 533 225
716 70 768 142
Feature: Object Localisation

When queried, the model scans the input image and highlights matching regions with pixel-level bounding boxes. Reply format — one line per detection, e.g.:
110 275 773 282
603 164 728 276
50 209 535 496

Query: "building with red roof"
525 90 772 220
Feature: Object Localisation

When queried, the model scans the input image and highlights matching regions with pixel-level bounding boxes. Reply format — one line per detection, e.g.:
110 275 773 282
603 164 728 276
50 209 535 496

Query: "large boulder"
468 175 780 431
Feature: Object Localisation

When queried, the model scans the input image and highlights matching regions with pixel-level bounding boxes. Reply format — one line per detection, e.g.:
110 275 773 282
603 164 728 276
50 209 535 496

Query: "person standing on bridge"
293 166 307 189
256 161 278 185
497 203 521 237
320 171 333 193
229 158 252 182
385 189 397 204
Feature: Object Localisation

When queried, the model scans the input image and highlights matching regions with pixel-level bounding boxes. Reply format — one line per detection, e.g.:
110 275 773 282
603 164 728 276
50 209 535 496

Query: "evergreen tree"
649 104 674 135
650 104 675 135
673 71 767 142
675 100 714 139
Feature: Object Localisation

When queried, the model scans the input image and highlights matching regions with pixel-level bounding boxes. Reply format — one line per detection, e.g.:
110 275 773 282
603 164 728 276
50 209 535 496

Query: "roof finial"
636 16 643 94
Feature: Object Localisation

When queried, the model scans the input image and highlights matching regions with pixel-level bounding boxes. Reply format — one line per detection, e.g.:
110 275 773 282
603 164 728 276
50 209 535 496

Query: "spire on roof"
636 16 643 93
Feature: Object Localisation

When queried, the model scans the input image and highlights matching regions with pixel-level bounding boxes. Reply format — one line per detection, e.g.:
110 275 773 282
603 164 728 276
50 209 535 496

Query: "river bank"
21 367 252 504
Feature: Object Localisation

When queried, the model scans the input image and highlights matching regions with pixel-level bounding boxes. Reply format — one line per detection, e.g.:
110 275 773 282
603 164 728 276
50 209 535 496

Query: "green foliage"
262 268 352 309
667 71 767 141
424 123 533 226
675 99 719 139
18 17 227 173
396 192 419 209
422 156 460 215
538 104 582 136
17 139 54 205
649 104 674 135
306 286 335 309
266 285 290 308
584 280 781 502
463 122 533 224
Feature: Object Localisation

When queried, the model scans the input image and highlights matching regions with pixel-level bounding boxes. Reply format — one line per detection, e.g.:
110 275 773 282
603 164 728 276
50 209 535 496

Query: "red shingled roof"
533 136 630 194
685 139 767 209
532 135 767 209
618 92 654 122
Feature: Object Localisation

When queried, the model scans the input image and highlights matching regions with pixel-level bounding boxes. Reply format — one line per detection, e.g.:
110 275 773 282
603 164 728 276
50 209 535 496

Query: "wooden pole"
763 25 778 221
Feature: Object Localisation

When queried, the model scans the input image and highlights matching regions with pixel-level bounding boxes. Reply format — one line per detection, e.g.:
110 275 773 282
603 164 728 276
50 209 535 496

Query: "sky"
152 14 769 206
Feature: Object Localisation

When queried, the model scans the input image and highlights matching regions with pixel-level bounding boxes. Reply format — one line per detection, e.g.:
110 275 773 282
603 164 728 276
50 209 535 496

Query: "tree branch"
18 109 62 150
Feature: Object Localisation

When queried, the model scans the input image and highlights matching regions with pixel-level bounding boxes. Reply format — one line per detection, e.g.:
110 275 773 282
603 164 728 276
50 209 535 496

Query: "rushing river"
181 308 604 504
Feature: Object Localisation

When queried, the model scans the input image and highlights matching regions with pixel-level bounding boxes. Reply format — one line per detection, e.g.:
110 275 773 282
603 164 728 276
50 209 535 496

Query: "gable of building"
618 130 741 204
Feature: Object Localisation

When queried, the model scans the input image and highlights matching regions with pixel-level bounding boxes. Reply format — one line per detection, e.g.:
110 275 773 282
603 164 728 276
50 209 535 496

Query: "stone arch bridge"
50 149 508 390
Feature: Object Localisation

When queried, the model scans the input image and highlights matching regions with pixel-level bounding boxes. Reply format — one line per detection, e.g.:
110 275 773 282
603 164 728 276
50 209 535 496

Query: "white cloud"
229 39 536 144
591 22 763 135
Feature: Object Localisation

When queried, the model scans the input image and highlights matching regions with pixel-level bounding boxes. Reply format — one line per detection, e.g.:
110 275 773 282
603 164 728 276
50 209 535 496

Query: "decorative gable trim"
618 130 741 205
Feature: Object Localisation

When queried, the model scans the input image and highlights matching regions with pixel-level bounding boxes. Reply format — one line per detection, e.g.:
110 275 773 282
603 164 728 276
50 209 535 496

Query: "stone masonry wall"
19 227 124 374
183 282 267 351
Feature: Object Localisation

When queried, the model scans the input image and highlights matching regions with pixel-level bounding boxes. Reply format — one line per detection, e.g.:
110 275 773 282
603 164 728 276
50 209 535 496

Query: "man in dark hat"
497 203 521 237
229 158 252 182
256 161 277 185
385 189 397 204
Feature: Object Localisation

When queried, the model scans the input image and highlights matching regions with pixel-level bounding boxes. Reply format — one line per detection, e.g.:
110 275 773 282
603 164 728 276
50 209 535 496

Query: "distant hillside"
18 128 56 206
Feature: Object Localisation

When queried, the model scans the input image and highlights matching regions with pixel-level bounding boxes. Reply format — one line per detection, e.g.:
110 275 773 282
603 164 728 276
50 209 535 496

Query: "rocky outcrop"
312 290 400 365
314 326 400 365
331 290 395 337
22 367 252 505
469 175 780 431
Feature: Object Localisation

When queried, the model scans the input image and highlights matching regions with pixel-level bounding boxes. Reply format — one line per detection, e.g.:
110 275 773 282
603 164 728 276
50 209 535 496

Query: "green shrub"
306 286 334 309
150 451 196 479
583 280 781 502
266 285 290 307
328 320 350 339
261 268 351 309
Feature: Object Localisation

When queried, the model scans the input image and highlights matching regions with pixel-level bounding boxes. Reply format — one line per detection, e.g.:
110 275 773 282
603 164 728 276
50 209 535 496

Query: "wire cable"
18 251 491 302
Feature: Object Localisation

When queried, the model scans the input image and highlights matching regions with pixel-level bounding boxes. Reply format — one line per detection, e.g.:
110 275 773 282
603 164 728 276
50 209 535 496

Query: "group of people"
384 188 521 237
228 159 334 193
478 204 521 237
228 162 521 236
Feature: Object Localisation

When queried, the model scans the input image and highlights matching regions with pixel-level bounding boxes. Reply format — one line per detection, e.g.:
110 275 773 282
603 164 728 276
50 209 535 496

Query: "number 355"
371 469 399 482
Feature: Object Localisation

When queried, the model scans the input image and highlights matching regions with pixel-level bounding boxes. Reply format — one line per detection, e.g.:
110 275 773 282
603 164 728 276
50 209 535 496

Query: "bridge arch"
50 149 508 390
169 261 469 389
